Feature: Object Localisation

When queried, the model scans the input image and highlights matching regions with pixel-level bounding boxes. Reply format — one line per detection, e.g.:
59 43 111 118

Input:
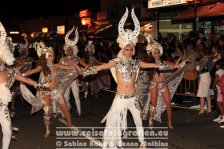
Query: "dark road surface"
2 90 224 149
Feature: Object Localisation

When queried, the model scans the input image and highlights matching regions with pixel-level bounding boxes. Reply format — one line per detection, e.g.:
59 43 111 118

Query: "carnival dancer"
5 37 20 141
85 40 103 98
140 34 188 129
83 8 181 148
57 27 89 117
20 43 83 138
0 21 40 149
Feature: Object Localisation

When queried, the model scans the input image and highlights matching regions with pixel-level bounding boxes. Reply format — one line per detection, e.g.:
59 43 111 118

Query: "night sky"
0 0 101 20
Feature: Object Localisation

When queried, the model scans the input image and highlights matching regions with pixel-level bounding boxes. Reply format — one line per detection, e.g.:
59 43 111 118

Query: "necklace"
0 64 6 71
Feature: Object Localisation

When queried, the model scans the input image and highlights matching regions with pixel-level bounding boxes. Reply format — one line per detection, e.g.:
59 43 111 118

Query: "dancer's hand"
84 65 90 71
83 66 98 77
184 57 191 63
173 58 181 68
33 82 41 90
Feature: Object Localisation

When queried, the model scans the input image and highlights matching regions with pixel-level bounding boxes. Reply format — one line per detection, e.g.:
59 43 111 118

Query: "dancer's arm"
55 63 78 70
55 64 83 75
164 57 190 68
139 61 160 69
14 73 39 88
94 60 116 71
83 60 115 77
21 65 42 77
157 58 186 70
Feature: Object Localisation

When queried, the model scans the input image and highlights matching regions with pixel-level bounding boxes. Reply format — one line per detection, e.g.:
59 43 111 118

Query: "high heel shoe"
139 141 147 149
167 122 174 129
148 106 155 128
206 111 212 115
44 124 50 138
198 111 205 116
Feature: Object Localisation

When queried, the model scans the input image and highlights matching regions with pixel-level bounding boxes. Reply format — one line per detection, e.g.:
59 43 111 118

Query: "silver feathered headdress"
36 41 53 58
18 37 29 56
0 21 15 65
145 34 163 55
64 26 79 56
116 7 140 58
6 37 15 53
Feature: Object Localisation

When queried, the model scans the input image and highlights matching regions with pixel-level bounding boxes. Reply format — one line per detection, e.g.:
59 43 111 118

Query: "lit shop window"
42 27 48 33
57 25 65 35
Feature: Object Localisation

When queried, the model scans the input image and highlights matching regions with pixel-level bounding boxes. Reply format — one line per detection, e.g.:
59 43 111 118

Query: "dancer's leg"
70 80 81 116
0 107 12 149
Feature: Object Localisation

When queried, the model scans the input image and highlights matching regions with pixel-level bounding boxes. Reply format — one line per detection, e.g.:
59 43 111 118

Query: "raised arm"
55 63 78 70
83 60 116 77
95 60 116 71
14 73 38 87
22 65 42 77
139 61 160 69
55 63 83 75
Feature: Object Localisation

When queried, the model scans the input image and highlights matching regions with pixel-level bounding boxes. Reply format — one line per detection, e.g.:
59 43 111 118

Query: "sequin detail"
115 58 139 87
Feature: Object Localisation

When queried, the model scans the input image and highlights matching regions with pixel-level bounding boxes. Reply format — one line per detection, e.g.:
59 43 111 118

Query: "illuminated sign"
148 0 187 8
57 25 65 35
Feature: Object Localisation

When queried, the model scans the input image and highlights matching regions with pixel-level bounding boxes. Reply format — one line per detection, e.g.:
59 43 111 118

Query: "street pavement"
1 89 224 149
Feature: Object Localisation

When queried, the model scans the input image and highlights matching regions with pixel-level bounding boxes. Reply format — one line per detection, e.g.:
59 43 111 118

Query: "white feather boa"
0 44 15 65
0 84 12 105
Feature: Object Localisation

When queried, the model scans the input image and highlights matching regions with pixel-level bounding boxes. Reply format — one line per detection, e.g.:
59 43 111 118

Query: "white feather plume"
116 7 139 58
0 84 12 105
64 27 79 56
0 44 15 65
145 34 163 55
36 42 47 57
85 41 95 54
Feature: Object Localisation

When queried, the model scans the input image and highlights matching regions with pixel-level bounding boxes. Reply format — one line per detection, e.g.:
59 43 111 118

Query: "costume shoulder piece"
110 58 120 83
